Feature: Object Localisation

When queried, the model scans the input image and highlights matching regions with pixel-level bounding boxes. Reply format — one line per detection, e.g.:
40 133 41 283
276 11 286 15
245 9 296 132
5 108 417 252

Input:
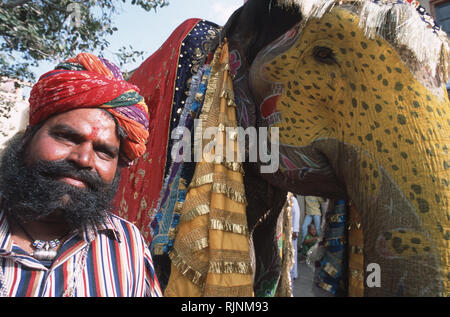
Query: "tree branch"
1 0 32 9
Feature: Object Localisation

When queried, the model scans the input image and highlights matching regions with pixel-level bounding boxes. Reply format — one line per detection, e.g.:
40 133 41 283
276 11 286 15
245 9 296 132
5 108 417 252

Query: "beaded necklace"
14 219 70 262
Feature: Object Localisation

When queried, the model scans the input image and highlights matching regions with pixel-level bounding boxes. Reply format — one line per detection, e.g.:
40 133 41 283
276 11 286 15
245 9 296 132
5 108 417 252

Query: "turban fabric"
28 53 149 165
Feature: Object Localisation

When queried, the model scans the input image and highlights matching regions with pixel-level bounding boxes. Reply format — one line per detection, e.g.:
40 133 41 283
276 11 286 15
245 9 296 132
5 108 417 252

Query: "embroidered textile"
315 199 348 295
113 19 220 241
150 65 211 256
164 42 253 297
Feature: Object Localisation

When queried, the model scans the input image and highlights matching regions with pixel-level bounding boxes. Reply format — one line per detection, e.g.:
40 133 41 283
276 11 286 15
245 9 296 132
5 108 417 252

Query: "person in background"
290 194 300 290
301 224 319 259
0 53 161 297
301 196 324 244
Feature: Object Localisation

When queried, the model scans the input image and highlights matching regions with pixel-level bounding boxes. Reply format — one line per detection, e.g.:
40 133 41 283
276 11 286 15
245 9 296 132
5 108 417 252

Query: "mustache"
32 159 108 191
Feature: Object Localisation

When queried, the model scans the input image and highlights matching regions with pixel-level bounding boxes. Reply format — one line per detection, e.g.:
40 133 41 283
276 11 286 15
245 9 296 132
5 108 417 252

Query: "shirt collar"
0 207 122 255
0 210 13 254
80 214 122 244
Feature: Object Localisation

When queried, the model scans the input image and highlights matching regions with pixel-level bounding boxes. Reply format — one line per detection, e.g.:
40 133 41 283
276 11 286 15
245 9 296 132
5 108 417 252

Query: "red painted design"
229 50 242 76
260 94 280 118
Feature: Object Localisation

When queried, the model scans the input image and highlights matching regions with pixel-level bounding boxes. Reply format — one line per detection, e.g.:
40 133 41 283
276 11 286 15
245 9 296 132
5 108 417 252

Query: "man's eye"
52 131 75 142
95 148 116 160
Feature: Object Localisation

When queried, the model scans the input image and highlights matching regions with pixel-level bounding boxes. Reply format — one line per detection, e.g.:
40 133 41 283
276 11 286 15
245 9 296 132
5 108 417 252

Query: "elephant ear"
221 0 303 66
228 39 257 130
222 0 303 131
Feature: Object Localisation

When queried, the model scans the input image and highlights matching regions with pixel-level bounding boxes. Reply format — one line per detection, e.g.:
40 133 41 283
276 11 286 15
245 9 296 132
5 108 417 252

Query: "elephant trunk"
316 89 449 296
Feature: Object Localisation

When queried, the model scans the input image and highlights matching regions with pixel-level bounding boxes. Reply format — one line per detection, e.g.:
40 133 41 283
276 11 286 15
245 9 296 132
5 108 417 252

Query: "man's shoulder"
108 212 134 226
106 213 146 242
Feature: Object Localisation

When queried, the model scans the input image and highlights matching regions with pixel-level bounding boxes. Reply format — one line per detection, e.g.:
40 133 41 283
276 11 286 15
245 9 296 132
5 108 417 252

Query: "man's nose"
68 142 95 169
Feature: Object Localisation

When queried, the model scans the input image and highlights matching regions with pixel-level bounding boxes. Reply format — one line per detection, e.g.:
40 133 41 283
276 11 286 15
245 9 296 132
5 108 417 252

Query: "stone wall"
0 79 29 152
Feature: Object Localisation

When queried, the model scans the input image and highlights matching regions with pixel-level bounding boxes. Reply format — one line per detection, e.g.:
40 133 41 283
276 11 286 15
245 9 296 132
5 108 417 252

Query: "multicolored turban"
28 53 149 166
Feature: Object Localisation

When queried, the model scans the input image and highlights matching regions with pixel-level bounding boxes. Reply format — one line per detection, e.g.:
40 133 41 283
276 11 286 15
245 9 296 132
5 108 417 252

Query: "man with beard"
0 53 161 297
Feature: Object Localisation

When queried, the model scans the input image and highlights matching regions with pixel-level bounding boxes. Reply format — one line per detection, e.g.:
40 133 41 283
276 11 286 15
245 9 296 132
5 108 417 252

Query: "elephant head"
246 0 449 296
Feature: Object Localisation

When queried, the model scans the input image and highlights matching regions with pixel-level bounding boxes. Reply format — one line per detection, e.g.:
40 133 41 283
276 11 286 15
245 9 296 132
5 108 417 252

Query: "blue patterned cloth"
150 66 211 254
149 20 219 257
316 199 348 295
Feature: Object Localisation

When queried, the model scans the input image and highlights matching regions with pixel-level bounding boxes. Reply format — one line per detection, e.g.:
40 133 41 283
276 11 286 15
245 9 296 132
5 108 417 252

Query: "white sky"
30 0 243 80
107 0 242 70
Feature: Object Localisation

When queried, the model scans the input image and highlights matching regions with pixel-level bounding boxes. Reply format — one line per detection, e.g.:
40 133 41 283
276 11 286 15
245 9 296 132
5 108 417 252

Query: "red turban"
28 53 149 165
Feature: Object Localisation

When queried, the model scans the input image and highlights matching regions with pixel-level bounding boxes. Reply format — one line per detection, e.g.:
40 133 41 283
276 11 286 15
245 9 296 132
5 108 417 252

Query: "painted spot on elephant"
376 229 434 260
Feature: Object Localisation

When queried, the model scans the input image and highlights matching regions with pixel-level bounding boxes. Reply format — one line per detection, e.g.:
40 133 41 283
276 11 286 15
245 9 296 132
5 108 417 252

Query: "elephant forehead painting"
249 0 449 295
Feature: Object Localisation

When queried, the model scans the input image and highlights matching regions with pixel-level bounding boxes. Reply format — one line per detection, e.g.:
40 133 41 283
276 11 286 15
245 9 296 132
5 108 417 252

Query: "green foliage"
0 0 169 82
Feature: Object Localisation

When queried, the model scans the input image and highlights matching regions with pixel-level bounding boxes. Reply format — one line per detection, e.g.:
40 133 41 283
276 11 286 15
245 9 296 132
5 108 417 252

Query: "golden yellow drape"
164 41 254 297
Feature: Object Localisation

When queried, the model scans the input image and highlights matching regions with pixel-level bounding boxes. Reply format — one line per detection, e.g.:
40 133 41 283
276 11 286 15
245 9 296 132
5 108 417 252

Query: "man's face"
26 108 120 186
0 108 122 229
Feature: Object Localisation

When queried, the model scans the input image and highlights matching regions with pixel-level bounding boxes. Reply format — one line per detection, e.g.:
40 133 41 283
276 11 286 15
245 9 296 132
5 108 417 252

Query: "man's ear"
21 125 34 146
20 124 41 156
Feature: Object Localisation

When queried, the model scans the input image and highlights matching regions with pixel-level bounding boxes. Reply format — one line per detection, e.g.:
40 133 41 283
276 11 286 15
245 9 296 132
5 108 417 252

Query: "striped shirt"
0 210 162 297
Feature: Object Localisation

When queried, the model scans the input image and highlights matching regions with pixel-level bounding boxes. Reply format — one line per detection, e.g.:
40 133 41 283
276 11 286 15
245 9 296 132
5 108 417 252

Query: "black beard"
0 134 121 230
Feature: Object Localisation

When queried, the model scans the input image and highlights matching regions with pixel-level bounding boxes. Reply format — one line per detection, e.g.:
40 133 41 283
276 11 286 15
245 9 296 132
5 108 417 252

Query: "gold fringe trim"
348 222 362 231
318 281 334 292
174 225 209 252
180 204 210 223
180 191 210 214
227 98 236 107
189 170 247 190
212 182 247 204
189 173 214 188
195 92 204 102
204 284 253 297
350 245 364 255
201 47 223 115
168 226 178 240
221 161 244 174
220 88 234 99
329 214 345 223
218 113 237 128
188 237 209 252
192 162 214 178
324 262 339 278
168 249 206 287
166 41 252 295
350 269 364 281
174 201 184 213
210 207 248 225
152 244 165 256
208 260 252 275
210 218 249 235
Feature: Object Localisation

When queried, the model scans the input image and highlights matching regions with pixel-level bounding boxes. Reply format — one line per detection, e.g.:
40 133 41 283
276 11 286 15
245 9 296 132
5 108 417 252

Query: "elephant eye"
313 46 336 65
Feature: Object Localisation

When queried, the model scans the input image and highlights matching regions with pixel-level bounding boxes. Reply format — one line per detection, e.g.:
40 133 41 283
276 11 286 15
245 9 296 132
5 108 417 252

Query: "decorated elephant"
113 0 449 296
